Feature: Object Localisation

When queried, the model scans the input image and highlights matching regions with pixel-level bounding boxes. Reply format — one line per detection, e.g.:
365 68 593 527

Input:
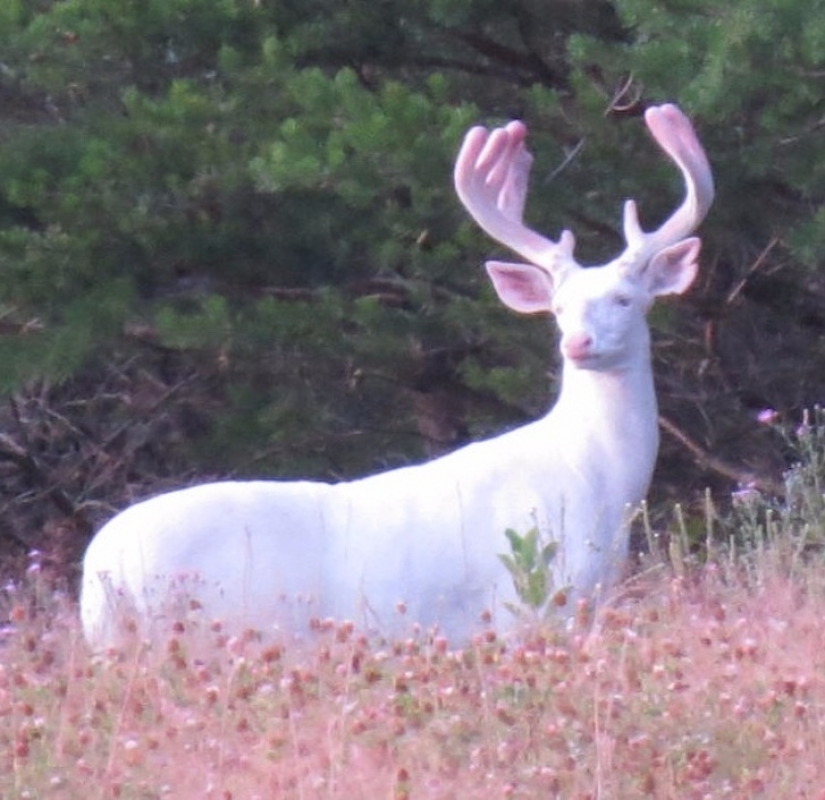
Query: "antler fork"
621 104 715 265
453 120 580 276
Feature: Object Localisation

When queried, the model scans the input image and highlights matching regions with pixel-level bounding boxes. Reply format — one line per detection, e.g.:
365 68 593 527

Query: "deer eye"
614 293 632 308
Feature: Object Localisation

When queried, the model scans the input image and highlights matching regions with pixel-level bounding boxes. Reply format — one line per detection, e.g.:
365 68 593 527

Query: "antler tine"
622 104 715 259
454 121 579 275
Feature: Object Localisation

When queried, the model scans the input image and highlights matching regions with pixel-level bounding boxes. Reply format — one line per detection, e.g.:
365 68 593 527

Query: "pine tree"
2 0 825 575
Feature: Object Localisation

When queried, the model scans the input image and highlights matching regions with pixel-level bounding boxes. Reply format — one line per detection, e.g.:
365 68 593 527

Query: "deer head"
454 105 714 371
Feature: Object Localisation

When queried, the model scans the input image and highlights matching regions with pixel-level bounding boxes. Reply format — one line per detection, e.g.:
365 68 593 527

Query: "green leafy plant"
498 526 563 617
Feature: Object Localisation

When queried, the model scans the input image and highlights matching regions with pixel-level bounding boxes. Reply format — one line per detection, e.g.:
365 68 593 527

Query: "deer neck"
551 350 659 471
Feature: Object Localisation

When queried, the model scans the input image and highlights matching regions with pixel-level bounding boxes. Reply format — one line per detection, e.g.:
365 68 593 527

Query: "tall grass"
7 556 825 798
5 414 825 798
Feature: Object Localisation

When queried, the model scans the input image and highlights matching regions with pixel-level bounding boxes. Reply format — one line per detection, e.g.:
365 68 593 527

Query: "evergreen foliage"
1 0 825 574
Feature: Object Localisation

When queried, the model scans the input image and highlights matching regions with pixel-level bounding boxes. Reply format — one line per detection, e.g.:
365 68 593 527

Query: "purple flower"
756 408 778 425
732 482 760 504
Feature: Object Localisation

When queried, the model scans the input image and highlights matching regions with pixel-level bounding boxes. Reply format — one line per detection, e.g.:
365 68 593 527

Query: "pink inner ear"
646 237 701 297
485 261 553 314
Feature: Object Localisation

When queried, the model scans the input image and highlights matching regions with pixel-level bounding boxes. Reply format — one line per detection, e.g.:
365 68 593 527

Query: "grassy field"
3 539 825 799
4 416 825 799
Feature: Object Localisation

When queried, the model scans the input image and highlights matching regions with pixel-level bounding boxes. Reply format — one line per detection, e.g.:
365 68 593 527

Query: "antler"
453 120 580 276
621 104 715 263
455 105 713 275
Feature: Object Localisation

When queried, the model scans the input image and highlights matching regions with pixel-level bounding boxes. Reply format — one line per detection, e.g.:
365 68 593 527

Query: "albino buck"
80 104 713 648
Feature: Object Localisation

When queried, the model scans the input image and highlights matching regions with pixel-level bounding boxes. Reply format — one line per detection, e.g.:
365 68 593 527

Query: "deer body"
81 373 654 644
80 105 713 647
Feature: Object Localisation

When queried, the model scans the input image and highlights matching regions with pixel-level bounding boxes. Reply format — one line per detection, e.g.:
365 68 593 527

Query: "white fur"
80 105 714 647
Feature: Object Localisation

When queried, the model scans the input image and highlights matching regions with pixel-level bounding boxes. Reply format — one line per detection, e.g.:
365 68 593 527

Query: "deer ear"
644 237 700 297
485 261 553 314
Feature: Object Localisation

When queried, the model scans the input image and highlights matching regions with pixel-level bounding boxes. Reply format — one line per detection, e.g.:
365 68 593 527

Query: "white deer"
80 104 714 648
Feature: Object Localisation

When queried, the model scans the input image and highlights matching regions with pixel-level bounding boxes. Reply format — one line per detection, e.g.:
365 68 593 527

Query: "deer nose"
562 332 593 361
